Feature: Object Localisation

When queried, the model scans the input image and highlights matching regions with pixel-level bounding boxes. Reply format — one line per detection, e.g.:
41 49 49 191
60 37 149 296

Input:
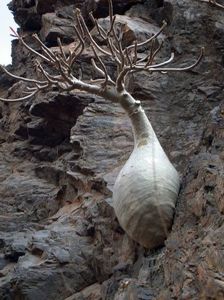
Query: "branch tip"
0 1 205 103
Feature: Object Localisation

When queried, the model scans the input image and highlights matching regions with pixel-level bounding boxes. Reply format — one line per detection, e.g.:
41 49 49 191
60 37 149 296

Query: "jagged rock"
126 0 174 25
0 173 61 222
65 283 101 300
40 13 75 45
27 93 92 147
35 0 55 14
8 0 42 30
70 96 133 175
1 0 224 299
0 194 130 299
91 14 165 48
83 0 144 19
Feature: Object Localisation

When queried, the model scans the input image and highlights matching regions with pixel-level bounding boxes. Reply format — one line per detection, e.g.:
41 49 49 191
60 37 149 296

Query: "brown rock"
83 0 144 19
40 13 75 45
65 283 101 300
35 0 55 14
92 15 165 47
1 0 224 299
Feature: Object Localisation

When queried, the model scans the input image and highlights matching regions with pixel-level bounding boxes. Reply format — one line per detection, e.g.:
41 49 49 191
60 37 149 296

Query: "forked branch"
200 0 224 9
0 0 204 102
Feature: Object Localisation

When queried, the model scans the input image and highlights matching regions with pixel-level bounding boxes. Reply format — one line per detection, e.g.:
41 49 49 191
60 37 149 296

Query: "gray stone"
1 0 224 299
40 13 75 45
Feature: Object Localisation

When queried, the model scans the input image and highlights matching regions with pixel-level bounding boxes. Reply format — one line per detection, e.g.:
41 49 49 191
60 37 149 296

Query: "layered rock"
0 0 224 299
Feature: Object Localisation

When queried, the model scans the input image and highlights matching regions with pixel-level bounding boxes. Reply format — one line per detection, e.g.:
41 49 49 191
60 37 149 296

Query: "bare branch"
129 52 175 74
145 41 163 67
116 67 130 92
91 57 115 85
90 78 106 84
69 26 85 66
108 38 121 63
125 48 133 68
0 65 47 85
78 68 83 80
74 8 85 38
35 61 58 84
133 40 138 65
108 0 114 24
117 47 203 90
10 28 52 63
146 52 174 68
126 21 167 52
91 58 105 77
32 34 56 63
77 10 112 56
0 90 38 102
201 0 224 9
56 59 74 85
107 15 117 37
89 11 107 40
57 37 67 61
1 2 203 104
91 46 109 87
144 48 204 73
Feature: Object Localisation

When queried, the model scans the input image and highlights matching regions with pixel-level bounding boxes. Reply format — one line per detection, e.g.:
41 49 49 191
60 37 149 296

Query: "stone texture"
40 13 75 45
65 283 101 300
92 14 165 48
83 0 144 20
1 0 224 299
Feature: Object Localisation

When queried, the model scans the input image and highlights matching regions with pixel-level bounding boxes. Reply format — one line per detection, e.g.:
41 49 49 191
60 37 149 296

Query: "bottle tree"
0 0 203 248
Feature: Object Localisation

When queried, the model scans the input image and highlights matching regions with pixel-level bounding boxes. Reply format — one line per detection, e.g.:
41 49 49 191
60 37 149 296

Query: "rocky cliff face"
0 0 224 299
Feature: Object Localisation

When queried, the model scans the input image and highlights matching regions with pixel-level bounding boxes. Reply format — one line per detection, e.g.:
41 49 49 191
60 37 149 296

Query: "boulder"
40 13 75 45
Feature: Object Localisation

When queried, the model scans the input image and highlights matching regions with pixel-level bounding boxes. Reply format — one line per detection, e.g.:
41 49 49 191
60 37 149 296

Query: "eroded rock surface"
0 0 224 299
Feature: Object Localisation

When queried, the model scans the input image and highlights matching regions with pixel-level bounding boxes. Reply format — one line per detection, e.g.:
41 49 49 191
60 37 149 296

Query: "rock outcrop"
0 0 223 299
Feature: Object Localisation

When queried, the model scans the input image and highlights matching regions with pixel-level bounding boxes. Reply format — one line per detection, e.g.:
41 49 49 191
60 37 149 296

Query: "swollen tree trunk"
110 92 180 248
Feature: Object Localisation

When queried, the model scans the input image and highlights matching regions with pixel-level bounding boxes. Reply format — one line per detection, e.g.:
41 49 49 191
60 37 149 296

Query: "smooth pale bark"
109 91 180 249
0 64 180 248
17 71 179 249
36 78 180 249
